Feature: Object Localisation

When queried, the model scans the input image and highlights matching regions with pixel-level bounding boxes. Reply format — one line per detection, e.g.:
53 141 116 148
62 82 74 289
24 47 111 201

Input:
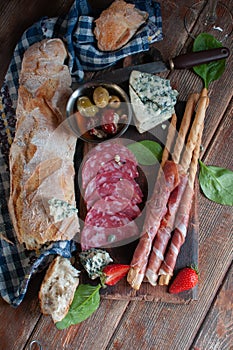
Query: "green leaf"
127 140 163 165
199 160 233 206
56 284 101 330
193 33 226 89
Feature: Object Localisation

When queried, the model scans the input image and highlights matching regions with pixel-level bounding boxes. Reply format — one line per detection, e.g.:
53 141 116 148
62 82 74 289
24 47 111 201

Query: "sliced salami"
82 142 138 188
81 211 139 249
84 171 143 208
91 197 141 219
97 158 139 179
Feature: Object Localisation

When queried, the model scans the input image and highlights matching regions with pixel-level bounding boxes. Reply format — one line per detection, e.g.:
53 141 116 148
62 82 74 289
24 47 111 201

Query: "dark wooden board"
73 101 199 303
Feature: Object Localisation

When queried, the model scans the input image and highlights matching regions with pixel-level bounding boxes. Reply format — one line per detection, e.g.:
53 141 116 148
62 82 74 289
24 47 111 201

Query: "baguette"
8 38 80 250
39 256 80 323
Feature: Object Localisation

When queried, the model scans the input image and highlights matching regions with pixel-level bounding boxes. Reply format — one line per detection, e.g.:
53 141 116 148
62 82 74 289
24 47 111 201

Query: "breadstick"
161 113 177 167
180 88 209 173
172 93 200 164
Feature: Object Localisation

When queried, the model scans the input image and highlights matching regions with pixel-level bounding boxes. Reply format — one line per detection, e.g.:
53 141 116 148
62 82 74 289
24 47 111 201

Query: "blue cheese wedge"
129 71 178 133
48 198 78 223
79 248 113 280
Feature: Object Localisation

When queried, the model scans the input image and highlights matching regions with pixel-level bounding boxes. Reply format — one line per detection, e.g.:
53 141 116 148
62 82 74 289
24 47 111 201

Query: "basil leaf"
56 284 101 330
127 140 163 165
193 33 226 89
199 160 233 206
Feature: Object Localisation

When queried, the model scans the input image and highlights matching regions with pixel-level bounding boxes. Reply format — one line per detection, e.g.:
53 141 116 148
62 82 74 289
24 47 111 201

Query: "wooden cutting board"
73 102 199 304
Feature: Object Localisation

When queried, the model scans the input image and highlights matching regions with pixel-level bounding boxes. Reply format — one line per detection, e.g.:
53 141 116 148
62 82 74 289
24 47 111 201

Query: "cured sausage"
81 210 139 249
127 160 180 290
92 196 141 218
84 173 143 209
82 141 138 189
145 171 188 286
98 158 139 179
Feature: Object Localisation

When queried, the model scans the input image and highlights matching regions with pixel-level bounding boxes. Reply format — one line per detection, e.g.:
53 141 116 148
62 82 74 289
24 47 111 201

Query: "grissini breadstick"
158 123 204 285
180 88 209 172
172 93 200 164
127 114 178 290
161 113 177 167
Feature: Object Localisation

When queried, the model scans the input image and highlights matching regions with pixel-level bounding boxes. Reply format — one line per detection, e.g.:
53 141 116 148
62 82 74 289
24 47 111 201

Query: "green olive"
77 96 98 117
108 95 121 109
93 86 109 108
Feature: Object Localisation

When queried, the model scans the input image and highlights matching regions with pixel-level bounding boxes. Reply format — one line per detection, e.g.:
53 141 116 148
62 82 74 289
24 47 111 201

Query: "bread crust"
94 0 148 51
8 38 80 250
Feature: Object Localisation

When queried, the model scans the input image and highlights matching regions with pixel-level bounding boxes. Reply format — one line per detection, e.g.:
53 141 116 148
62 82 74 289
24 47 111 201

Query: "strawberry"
169 266 199 294
102 264 130 286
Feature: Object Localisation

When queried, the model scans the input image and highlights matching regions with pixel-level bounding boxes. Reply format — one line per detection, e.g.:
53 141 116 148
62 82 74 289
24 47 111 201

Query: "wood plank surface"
191 262 233 350
0 274 43 350
0 1 232 350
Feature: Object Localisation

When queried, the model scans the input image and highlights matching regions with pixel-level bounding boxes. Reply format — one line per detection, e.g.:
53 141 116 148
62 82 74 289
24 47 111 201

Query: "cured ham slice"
158 183 194 277
145 170 188 286
127 160 180 290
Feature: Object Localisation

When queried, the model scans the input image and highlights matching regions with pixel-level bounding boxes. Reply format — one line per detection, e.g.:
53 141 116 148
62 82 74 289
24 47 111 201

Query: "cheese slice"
129 71 178 133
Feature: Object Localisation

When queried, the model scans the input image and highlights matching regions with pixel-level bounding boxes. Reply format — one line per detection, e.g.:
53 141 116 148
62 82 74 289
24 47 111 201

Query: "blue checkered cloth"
0 0 162 306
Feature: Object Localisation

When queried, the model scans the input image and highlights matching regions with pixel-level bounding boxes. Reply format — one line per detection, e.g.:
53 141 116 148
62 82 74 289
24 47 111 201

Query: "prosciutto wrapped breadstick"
127 160 179 289
145 169 188 285
145 94 199 286
127 114 179 290
159 123 205 285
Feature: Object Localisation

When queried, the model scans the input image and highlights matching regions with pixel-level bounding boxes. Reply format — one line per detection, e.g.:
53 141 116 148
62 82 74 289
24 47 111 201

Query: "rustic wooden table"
0 1 232 349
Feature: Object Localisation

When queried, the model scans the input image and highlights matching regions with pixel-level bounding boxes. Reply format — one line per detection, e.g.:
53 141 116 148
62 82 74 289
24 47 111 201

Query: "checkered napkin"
0 0 162 307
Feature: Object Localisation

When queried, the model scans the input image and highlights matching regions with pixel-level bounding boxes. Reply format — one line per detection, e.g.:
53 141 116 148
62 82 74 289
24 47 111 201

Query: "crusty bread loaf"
8 38 80 250
94 0 148 51
39 256 80 323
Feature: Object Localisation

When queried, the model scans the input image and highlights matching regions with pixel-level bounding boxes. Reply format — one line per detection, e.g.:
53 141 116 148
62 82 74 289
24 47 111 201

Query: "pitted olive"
77 96 99 117
108 95 121 109
93 86 109 108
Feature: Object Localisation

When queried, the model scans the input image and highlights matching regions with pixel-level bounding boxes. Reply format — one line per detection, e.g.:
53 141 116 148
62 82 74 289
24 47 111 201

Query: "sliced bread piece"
39 256 80 323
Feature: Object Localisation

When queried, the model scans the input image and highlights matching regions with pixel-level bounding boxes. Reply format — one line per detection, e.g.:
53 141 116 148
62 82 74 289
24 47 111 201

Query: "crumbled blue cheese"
129 71 178 133
48 198 78 223
79 248 113 279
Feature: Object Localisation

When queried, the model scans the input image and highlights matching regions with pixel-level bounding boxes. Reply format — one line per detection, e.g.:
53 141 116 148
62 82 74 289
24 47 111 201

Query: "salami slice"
84 171 143 209
82 142 138 188
98 158 139 179
81 210 139 249
91 197 141 219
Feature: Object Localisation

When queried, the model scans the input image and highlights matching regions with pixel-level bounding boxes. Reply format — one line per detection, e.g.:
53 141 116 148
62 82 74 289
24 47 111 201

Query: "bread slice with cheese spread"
39 256 80 323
